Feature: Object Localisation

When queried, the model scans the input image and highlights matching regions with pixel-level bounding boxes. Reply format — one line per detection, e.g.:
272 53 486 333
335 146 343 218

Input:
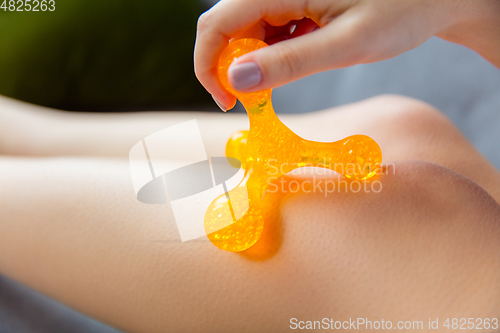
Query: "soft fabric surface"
0 275 122 333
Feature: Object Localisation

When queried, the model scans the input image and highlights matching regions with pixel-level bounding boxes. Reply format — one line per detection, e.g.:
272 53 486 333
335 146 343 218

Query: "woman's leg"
0 95 499 332
0 95 247 158
0 160 498 332
2 94 499 200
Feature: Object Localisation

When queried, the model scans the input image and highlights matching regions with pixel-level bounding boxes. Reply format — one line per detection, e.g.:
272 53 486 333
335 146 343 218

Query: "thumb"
228 14 365 92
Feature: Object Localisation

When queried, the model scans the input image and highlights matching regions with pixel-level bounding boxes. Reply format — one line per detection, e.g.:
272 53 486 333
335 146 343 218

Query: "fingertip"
228 61 263 92
199 71 237 111
225 95 237 111
225 50 271 93
226 101 237 111
212 95 227 112
212 92 236 112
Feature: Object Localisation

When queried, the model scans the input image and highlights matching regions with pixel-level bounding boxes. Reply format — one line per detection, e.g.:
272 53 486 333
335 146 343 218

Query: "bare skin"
0 94 499 332
194 0 500 110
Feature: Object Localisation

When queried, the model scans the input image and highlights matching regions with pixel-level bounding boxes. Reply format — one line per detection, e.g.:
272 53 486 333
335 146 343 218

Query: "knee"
365 94 440 117
379 160 497 213
276 161 500 317
280 160 500 256
364 94 459 139
282 160 500 236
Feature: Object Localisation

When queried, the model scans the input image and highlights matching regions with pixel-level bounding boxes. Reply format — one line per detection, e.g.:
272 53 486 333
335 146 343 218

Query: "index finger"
194 0 308 110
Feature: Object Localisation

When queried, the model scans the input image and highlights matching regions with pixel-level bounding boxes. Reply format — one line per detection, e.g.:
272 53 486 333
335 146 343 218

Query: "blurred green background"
0 0 214 111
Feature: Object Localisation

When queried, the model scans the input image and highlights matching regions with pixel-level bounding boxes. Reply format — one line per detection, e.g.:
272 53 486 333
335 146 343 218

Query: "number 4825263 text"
1 0 55 11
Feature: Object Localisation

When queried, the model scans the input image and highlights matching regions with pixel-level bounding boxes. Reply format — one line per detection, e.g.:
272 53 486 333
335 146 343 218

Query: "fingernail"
212 95 227 112
228 62 262 91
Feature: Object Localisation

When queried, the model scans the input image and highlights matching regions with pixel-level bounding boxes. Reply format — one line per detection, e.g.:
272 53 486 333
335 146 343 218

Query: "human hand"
194 0 492 111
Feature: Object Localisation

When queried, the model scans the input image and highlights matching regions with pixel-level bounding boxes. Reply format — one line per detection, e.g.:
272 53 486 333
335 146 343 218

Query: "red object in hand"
264 18 319 45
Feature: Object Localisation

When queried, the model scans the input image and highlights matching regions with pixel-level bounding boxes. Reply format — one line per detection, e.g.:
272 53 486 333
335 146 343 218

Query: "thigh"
275 160 500 328
0 139 499 331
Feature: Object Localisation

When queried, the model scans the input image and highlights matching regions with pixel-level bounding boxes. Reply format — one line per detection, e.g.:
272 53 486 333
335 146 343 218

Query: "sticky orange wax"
204 38 382 252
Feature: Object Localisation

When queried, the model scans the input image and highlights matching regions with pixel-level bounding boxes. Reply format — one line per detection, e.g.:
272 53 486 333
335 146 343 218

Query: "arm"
436 0 500 69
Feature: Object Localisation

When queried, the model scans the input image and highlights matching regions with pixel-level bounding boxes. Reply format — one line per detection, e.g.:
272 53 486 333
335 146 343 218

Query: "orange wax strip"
204 38 382 252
